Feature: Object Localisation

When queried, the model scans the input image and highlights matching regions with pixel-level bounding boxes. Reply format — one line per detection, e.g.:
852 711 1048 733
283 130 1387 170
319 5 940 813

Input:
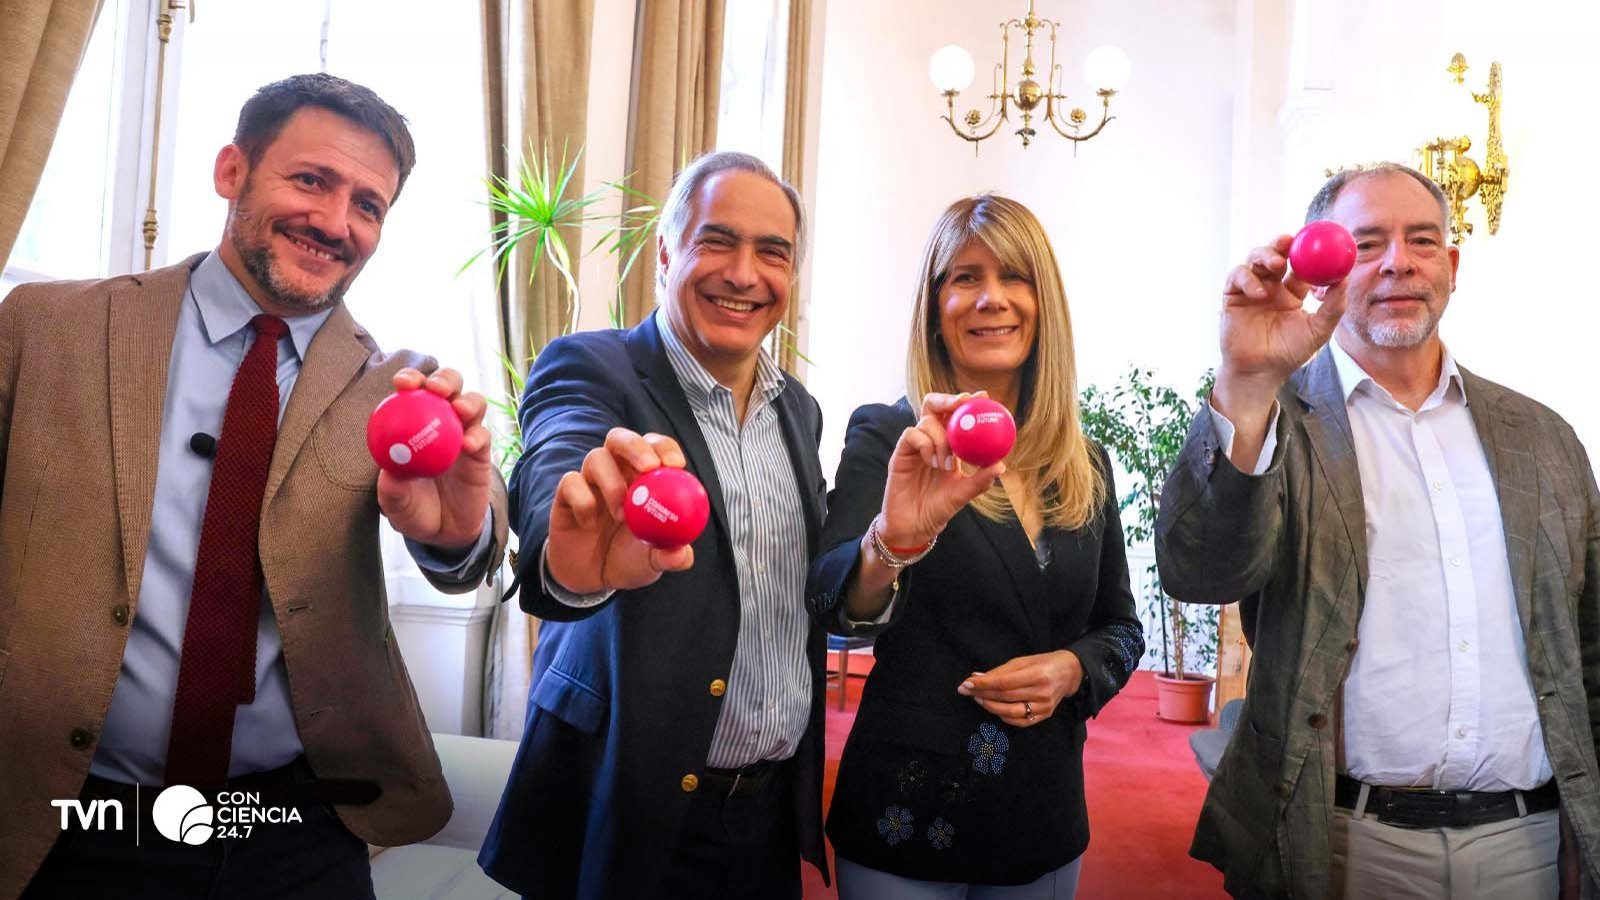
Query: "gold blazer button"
681 774 699 793
709 679 727 697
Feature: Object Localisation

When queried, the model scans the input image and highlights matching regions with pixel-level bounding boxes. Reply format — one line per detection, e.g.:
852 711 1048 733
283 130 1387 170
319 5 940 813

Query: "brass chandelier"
928 0 1129 152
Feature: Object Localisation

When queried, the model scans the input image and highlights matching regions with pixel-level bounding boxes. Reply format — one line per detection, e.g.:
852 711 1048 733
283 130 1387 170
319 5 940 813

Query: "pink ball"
623 467 710 549
946 397 1016 468
1288 220 1357 287
366 388 464 479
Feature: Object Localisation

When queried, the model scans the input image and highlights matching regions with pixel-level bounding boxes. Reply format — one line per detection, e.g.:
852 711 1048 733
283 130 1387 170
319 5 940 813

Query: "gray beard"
232 224 348 313
1359 312 1436 348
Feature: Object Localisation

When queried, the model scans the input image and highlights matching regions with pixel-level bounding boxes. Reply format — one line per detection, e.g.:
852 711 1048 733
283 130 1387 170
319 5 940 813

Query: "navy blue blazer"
808 400 1144 885
478 315 829 899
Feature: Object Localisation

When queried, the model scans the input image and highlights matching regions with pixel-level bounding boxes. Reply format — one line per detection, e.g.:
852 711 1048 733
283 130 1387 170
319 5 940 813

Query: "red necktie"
165 314 289 787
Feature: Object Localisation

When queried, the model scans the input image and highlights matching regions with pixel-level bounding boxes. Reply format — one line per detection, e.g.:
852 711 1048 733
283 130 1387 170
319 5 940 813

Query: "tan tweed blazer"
0 256 507 898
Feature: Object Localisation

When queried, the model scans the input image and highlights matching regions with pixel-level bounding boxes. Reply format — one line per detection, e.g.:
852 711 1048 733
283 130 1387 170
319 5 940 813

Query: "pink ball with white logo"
366 388 464 479
1288 220 1357 287
623 467 710 549
946 397 1016 468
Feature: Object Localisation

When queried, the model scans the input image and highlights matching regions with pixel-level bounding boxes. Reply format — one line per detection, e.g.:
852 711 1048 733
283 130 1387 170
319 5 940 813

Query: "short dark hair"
233 73 416 200
1305 162 1449 228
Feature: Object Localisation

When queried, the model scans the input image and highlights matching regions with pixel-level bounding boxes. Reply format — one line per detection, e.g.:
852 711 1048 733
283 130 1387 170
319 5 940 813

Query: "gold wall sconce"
1416 53 1508 245
928 0 1128 153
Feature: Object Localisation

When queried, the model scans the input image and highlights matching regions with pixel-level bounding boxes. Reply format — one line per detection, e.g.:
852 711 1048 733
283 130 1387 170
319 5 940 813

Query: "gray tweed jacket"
1155 346 1600 899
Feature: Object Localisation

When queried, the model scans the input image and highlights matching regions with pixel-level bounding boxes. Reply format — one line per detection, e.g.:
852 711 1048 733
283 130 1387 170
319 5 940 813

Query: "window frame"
2 0 191 285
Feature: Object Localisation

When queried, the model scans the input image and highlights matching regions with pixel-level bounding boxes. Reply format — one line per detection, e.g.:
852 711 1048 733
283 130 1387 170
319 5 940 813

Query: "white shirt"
1212 340 1551 791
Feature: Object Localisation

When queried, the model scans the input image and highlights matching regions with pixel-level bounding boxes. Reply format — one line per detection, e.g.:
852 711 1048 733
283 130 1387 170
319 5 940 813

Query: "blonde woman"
808 195 1143 898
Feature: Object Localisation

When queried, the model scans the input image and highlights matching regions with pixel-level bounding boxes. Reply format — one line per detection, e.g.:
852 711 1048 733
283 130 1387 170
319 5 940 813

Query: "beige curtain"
619 0 726 327
479 0 594 741
777 0 811 374
482 0 596 371
0 0 102 267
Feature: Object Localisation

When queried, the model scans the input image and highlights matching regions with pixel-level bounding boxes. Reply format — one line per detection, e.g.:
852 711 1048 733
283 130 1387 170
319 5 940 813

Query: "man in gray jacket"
1156 162 1600 899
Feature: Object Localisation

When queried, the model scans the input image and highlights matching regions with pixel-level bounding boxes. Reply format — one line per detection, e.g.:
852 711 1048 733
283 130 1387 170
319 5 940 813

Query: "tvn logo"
50 798 123 832
52 785 300 844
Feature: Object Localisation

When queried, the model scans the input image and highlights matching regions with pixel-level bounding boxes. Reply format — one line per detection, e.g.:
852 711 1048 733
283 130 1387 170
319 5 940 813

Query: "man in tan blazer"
1157 163 1599 898
0 74 506 899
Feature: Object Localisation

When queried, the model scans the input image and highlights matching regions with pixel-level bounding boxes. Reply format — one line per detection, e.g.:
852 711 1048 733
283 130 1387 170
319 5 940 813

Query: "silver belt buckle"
727 771 743 798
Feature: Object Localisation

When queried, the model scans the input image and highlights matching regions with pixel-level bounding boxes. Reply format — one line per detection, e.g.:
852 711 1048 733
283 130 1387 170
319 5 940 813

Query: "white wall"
803 0 1600 674
807 0 1238 479
1274 0 1600 455
807 0 1600 488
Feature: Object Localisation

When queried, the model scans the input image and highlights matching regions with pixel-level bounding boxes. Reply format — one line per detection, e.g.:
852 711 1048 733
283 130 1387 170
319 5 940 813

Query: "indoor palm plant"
471 142 809 477
1079 366 1220 722
466 142 659 740
467 141 660 477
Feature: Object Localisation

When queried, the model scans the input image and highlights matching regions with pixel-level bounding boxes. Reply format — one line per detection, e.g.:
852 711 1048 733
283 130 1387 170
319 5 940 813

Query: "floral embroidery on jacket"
967 722 1010 775
927 817 955 849
877 805 915 846
895 760 928 795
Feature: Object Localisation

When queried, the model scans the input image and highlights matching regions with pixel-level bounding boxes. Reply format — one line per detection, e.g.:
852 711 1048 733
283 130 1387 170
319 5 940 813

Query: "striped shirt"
656 310 813 768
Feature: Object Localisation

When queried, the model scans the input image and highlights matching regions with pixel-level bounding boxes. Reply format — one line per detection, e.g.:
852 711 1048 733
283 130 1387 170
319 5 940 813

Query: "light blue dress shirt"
92 251 484 785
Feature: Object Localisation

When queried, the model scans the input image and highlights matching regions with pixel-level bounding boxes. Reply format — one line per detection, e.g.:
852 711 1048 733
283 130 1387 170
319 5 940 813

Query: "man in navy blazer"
478 151 829 899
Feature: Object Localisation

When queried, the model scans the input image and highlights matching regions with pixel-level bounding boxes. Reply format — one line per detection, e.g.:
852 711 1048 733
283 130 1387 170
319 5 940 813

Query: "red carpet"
803 659 1227 899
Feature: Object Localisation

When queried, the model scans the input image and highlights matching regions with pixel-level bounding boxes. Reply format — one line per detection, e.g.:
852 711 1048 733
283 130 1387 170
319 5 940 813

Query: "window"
6 0 133 285
8 3 499 382
716 0 790 172
162 1 496 380
6 3 503 595
162 0 327 261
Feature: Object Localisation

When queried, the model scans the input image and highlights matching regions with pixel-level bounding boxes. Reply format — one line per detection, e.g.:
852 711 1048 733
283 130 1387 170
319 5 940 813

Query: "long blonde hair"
906 194 1104 530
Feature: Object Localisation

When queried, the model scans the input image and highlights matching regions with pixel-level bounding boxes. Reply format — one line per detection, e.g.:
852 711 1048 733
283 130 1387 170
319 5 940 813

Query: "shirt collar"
654 308 786 407
191 251 333 360
1328 334 1468 411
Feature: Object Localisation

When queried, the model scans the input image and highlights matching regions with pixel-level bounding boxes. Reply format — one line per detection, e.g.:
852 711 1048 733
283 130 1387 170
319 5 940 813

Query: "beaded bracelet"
868 515 937 569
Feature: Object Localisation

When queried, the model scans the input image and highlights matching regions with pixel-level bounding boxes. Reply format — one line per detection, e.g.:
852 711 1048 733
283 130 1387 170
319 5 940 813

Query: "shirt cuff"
540 539 615 608
407 507 494 578
840 583 900 633
1208 398 1281 476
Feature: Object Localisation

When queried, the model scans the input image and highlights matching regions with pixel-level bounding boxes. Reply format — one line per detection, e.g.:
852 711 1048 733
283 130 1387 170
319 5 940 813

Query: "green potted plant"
1079 366 1219 722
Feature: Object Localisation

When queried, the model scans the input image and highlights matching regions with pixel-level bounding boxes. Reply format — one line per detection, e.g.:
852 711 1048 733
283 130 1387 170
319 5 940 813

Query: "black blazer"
479 315 830 899
807 399 1143 885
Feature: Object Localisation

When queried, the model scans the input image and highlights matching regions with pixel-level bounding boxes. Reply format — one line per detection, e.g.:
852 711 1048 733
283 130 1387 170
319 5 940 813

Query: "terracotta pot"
1154 672 1216 723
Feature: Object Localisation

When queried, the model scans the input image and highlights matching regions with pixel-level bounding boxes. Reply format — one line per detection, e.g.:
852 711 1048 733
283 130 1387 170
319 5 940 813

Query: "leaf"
773 321 815 370
464 149 667 474
1080 364 1221 671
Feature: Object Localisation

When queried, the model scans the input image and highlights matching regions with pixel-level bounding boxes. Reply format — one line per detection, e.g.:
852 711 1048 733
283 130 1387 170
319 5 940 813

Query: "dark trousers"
658 760 802 900
21 760 374 900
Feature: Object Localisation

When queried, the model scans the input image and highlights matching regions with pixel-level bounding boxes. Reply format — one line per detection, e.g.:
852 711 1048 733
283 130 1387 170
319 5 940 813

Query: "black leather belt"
81 756 381 808
699 758 789 799
1335 773 1557 829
